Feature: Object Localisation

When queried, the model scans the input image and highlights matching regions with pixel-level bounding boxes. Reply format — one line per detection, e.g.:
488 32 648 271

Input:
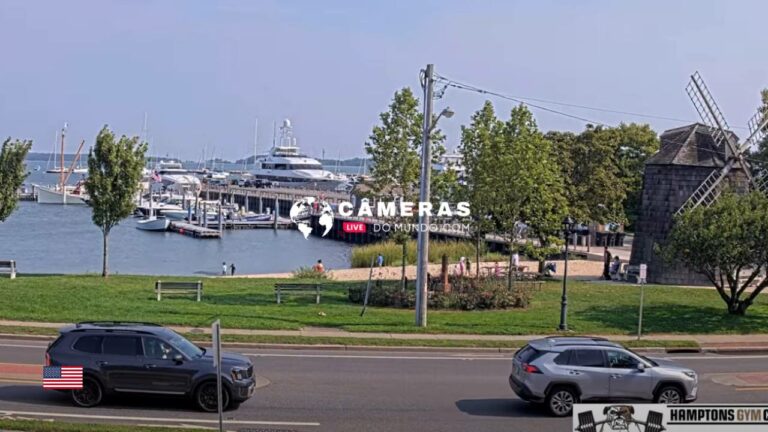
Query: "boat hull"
34 185 89 205
136 217 171 231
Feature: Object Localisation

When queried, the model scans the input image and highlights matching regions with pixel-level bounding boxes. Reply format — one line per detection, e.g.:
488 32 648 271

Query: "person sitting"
312 259 325 273
609 256 621 280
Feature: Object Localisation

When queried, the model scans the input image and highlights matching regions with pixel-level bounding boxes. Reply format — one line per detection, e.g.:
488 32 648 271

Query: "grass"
0 325 699 349
350 239 506 268
1 274 768 336
0 419 209 432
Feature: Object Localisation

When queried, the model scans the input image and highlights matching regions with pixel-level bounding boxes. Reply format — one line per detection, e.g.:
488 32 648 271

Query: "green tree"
85 127 147 277
0 138 32 222
612 123 659 228
501 105 567 277
363 88 445 284
663 192 768 315
460 101 505 275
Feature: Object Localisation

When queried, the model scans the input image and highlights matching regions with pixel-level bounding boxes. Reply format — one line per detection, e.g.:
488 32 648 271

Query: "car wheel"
655 385 683 404
71 377 103 408
195 381 230 412
546 386 578 417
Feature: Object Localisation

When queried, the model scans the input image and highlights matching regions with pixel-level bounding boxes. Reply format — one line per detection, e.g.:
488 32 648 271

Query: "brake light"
45 352 51 366
522 363 542 374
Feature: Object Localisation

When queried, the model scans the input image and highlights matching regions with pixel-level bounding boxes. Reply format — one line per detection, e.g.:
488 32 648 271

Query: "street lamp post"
415 63 453 327
558 215 574 331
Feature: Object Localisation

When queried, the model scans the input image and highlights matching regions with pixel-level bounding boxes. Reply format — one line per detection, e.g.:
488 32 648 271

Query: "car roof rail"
75 321 162 328
545 336 609 341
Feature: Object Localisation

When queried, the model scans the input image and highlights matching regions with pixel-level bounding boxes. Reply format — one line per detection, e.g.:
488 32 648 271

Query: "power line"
434 73 751 130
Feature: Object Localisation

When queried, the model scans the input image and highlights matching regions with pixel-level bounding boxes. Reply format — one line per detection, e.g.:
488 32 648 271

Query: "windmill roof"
646 123 739 167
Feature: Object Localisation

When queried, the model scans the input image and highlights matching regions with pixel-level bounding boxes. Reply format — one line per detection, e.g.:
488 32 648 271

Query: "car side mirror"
173 354 184 364
637 363 646 372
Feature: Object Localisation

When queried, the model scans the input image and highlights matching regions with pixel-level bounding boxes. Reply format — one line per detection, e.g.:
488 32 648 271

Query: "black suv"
45 322 256 411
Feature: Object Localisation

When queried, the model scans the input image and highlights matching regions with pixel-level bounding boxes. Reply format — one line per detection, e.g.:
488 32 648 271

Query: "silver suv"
509 337 698 416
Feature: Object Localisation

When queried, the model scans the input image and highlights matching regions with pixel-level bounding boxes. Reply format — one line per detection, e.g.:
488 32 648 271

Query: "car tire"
71 376 103 408
195 381 230 412
654 385 683 404
546 386 578 417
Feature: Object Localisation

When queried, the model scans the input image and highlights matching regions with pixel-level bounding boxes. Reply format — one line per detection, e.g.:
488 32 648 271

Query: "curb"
0 332 705 354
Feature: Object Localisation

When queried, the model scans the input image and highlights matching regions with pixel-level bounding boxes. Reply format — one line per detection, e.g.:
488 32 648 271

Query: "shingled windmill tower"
630 72 768 285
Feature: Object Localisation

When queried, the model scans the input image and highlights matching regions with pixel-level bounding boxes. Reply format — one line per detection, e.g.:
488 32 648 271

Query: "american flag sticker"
43 366 83 389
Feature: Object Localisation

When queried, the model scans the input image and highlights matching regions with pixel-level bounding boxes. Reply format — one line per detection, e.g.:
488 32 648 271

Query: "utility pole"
415 64 434 327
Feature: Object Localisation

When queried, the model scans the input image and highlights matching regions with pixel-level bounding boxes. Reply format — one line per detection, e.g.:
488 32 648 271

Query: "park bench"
0 260 17 279
513 280 544 291
274 283 322 304
155 280 203 301
621 265 641 283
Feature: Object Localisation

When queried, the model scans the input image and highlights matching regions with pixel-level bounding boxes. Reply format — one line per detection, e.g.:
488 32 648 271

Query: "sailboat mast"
251 119 258 170
60 123 67 187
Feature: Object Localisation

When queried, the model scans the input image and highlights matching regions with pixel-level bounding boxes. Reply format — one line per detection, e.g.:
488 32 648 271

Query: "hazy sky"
1 0 766 160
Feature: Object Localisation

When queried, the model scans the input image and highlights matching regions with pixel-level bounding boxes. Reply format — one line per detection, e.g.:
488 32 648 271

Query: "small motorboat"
244 213 273 222
136 216 170 231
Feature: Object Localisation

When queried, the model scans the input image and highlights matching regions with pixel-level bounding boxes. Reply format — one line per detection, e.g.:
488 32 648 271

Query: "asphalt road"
1 338 767 432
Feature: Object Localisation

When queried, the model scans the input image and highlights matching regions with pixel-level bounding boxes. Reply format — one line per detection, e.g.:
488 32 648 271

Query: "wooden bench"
155 280 203 301
0 260 16 279
513 280 544 291
274 283 322 304
621 264 640 283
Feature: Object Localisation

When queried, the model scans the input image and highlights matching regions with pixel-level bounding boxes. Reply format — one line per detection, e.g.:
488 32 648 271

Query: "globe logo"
289 197 334 240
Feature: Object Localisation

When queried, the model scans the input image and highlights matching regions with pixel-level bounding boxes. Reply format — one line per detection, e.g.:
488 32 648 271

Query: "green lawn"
1 274 767 335
0 419 209 432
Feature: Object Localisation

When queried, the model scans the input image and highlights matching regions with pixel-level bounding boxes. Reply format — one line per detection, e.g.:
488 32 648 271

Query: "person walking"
376 253 384 267
221 262 227 276
230 263 236 276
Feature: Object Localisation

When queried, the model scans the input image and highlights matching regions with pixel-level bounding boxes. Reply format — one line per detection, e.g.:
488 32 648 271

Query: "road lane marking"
735 387 768 392
0 343 46 349
0 378 39 384
663 355 768 360
244 353 510 361
0 410 320 427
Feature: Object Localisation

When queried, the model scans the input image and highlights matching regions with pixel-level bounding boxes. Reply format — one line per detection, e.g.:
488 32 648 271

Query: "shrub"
350 240 506 268
348 277 532 310
292 266 332 280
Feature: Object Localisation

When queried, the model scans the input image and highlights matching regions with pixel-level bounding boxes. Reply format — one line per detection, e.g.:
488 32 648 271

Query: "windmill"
675 72 768 216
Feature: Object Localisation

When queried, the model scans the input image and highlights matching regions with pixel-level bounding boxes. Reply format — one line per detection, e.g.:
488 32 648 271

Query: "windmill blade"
742 109 768 151
686 72 742 158
675 163 734 216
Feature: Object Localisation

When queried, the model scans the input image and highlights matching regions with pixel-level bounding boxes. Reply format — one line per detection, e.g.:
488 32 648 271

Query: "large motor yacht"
250 119 347 190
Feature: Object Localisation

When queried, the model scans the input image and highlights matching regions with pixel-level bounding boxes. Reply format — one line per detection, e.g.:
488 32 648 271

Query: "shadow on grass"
455 398 551 418
578 303 768 334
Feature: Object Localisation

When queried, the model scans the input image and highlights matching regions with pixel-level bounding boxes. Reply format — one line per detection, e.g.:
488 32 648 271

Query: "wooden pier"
169 222 222 238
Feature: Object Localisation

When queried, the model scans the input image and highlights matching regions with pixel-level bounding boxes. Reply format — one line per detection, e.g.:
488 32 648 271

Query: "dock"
169 222 222 238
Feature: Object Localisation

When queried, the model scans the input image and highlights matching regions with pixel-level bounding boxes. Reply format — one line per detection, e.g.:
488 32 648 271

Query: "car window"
143 337 179 360
102 336 142 356
515 345 544 363
73 335 103 354
553 350 571 365
606 350 640 368
570 349 605 367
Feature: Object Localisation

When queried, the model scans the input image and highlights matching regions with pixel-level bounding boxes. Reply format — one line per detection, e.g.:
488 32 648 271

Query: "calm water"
0 201 351 275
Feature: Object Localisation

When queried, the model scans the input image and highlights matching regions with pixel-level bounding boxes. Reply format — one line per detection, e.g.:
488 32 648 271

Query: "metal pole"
212 320 223 432
559 232 569 331
415 64 434 327
637 282 645 340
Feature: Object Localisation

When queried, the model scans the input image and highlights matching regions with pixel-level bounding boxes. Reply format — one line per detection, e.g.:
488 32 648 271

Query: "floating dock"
169 222 222 239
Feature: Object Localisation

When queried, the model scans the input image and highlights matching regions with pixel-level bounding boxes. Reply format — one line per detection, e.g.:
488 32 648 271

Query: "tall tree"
363 87 445 284
460 101 505 275
0 138 32 222
85 127 147 277
501 105 567 278
664 192 768 315
612 123 659 228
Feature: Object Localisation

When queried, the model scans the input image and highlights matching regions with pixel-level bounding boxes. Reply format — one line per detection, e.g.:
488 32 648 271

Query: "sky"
0 0 766 161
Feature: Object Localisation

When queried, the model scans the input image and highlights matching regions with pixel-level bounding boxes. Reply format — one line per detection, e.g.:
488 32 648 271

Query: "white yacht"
155 160 202 198
250 119 347 190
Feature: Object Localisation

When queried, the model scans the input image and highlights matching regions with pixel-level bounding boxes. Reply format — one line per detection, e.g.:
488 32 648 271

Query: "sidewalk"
3 319 768 347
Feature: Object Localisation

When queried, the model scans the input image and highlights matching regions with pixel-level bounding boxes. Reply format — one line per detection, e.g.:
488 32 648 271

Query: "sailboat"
136 188 170 231
35 124 90 205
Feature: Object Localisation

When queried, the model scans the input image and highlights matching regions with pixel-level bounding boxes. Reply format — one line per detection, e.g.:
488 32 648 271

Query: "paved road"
1 339 767 431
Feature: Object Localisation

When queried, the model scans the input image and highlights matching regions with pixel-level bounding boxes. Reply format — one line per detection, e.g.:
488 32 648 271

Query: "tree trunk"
727 298 750 315
102 231 109 278
401 241 406 292
475 236 481 280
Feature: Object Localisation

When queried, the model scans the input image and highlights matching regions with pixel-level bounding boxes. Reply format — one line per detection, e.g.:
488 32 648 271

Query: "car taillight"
45 352 51 366
522 363 542 374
